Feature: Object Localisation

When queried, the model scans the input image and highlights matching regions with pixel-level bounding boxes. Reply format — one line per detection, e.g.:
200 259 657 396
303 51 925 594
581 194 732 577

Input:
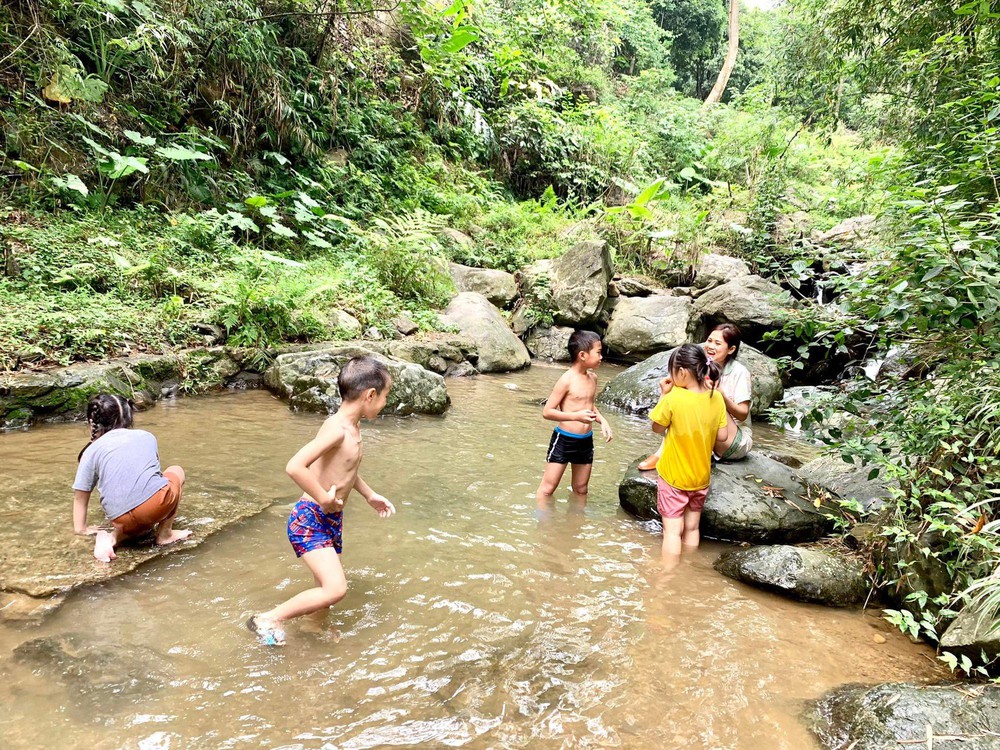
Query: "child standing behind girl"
72 394 191 562
648 344 728 562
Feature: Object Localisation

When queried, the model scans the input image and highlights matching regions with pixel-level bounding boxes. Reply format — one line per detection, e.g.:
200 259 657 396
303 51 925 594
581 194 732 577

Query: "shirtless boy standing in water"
535 330 613 511
248 356 396 646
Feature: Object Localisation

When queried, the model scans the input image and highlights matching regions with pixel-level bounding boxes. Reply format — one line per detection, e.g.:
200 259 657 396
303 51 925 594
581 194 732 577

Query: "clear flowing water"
0 364 940 749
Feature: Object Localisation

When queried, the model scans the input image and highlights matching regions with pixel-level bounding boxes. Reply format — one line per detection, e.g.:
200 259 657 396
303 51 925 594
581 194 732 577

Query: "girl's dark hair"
79 394 134 460
669 343 722 394
710 322 742 362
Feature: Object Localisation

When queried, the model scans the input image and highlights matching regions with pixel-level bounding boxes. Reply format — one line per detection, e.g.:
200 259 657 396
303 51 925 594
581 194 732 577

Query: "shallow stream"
0 364 940 749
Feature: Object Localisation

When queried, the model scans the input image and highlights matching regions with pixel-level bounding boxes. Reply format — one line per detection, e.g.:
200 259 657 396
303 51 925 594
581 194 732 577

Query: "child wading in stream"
535 330 613 513
72 394 191 562
648 344 728 563
247 355 396 646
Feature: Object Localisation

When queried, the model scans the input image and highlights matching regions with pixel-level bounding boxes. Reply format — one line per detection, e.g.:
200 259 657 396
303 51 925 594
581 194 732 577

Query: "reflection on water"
0 364 938 749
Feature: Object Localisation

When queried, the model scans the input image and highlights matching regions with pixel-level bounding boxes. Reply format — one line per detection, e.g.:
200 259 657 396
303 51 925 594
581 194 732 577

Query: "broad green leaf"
259 250 304 267
258 205 279 219
441 27 479 54
124 129 156 146
268 222 298 239
245 195 268 208
156 145 211 161
303 231 333 249
12 160 39 172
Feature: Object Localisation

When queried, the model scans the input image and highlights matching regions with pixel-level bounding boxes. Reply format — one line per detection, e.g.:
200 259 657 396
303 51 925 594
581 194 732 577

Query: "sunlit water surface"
0 364 939 749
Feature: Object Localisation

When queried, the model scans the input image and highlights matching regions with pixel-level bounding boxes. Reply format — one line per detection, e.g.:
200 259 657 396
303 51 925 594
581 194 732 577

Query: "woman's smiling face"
703 330 734 365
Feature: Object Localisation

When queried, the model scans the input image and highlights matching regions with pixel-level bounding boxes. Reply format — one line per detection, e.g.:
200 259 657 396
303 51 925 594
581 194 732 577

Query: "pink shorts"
656 476 709 519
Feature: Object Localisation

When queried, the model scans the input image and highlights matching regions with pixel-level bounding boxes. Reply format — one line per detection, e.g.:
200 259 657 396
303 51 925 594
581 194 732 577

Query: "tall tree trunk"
702 0 739 109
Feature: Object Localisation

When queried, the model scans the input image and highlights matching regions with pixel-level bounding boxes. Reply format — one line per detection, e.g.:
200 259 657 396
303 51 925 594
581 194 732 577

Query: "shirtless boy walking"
247 356 396 646
535 330 613 510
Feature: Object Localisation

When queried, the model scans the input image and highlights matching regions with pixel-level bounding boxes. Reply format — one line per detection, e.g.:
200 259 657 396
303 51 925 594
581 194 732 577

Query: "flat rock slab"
810 683 1000 750
940 603 1000 664
0 483 275 618
619 453 835 544
714 544 867 607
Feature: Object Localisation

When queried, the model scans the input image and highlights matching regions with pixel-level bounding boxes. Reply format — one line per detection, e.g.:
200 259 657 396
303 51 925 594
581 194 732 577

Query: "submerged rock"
441 292 530 372
449 263 519 308
603 295 695 359
714 544 867 607
265 345 450 415
9 633 171 714
810 683 1000 750
619 454 835 544
598 345 783 416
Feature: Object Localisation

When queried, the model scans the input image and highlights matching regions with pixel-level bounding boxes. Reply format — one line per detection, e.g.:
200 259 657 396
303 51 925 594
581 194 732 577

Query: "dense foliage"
2 0 998 675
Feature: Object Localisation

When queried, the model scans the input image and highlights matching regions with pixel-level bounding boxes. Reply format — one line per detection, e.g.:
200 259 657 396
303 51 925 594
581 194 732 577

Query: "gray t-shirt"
73 429 168 520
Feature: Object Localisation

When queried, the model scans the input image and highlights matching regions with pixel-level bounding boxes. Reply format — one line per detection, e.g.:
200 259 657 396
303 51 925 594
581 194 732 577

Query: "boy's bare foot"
246 615 286 646
155 529 193 546
93 531 117 563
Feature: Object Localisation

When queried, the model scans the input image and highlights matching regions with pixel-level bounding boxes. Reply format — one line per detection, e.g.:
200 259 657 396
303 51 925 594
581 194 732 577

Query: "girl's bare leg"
661 515 684 563
156 465 192 545
639 436 667 471
682 508 702 550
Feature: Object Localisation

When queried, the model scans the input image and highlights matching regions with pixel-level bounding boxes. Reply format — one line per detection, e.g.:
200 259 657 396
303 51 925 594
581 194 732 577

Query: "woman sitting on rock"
639 323 753 469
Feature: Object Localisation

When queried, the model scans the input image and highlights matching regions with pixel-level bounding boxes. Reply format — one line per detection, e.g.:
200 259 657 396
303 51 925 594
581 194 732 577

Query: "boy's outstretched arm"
354 475 395 518
286 423 345 511
542 377 596 423
72 490 101 535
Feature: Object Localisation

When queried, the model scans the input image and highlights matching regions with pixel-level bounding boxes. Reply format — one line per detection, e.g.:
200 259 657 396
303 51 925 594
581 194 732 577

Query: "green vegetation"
1 0 998 675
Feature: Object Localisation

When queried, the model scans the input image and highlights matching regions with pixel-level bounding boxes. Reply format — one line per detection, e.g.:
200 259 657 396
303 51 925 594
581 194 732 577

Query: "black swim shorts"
545 428 595 465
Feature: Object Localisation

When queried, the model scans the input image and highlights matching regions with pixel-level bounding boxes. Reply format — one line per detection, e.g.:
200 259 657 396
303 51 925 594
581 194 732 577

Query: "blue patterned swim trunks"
287 498 343 557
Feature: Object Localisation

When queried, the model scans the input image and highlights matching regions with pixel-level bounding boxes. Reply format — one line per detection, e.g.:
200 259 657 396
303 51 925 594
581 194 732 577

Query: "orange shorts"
656 476 709 519
113 468 183 536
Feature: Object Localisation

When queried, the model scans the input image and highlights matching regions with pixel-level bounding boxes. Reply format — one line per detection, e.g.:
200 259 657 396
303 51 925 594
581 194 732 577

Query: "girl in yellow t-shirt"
648 344 728 560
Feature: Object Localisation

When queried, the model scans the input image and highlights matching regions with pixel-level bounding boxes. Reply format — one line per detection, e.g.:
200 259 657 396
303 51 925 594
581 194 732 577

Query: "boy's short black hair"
567 330 601 361
338 356 391 401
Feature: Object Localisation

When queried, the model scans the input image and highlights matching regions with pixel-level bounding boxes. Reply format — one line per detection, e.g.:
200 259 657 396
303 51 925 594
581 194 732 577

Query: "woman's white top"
720 358 752 437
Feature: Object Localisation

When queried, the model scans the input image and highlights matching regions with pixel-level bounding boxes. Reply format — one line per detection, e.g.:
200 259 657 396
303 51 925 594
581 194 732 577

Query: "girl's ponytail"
704 359 722 395
78 394 135 461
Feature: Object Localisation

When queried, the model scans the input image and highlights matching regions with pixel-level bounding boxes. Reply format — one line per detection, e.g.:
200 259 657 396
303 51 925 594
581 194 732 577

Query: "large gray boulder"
385 335 478 376
693 274 798 341
810 683 1000 750
524 325 573 361
815 215 877 246
714 544 867 607
694 253 752 290
940 604 1000 664
449 262 519 308
800 453 892 512
265 345 450 415
603 295 694 359
619 454 835 544
549 240 614 326
440 292 530 372
598 345 783 416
